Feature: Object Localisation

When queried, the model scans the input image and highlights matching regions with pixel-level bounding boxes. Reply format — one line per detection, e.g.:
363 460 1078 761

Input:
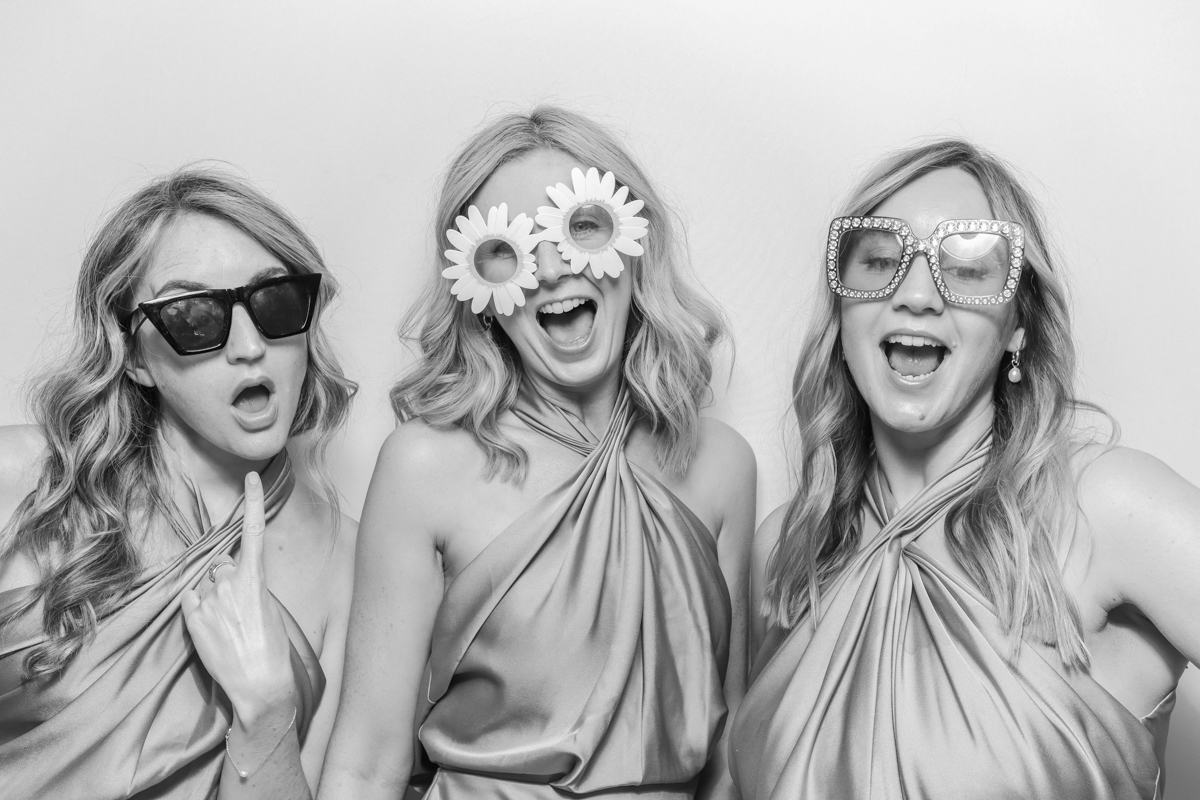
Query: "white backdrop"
1 0 1197 794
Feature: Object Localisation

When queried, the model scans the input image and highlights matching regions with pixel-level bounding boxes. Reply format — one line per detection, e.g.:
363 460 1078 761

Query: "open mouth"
883 335 947 379
233 384 272 414
537 298 597 347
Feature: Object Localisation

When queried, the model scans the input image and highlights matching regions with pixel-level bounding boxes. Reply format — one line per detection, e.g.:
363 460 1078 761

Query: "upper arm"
0 424 48 592
298 514 358 790
1080 446 1200 665
318 423 453 797
695 419 757 701
749 505 786 660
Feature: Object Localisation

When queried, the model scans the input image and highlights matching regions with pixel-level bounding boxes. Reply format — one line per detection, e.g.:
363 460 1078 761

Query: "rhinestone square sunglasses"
827 216 1025 305
123 272 322 356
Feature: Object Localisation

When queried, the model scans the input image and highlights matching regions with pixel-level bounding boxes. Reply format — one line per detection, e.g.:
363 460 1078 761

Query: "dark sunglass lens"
838 229 905 291
248 279 315 337
159 297 228 351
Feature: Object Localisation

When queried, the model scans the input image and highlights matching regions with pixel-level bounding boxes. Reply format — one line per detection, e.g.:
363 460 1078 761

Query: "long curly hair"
392 105 728 480
763 138 1105 668
0 167 357 677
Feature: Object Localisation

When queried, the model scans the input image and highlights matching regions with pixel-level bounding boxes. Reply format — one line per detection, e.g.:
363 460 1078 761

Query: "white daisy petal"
571 169 587 199
447 229 475 254
621 216 650 229
601 249 625 278
611 186 629 207
546 185 574 211
612 236 644 257
599 171 616 200
506 283 526 307
494 288 514 316
451 275 476 297
617 199 645 217
442 264 469 279
569 251 589 274
510 214 534 239
518 232 544 252
622 225 649 240
467 206 488 238
515 270 539 289
590 258 607 280
470 291 490 315
454 214 475 238
538 226 564 243
585 168 602 199
445 249 467 265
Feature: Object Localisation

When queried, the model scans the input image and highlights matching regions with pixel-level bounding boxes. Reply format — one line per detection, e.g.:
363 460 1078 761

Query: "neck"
158 411 273 520
870 396 994 508
525 364 623 435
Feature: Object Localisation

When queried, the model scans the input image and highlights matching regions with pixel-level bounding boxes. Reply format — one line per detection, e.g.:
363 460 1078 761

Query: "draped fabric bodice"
0 453 324 800
731 436 1165 800
415 385 731 799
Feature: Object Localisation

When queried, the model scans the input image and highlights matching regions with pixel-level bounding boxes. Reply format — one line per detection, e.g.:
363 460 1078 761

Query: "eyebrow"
151 266 290 299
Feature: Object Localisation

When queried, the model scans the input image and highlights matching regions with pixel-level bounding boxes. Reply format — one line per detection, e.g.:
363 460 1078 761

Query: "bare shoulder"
1075 445 1200 590
690 417 757 489
1075 445 1196 530
374 417 487 486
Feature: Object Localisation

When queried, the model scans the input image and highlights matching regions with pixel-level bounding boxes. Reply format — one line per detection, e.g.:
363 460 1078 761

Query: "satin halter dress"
731 437 1170 800
412 386 731 799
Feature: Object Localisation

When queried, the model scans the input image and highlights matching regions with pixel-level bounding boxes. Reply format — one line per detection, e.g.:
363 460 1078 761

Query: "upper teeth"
539 298 587 315
886 334 942 348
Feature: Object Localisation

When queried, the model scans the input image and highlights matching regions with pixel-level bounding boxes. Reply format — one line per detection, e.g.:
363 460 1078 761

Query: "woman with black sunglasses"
730 140 1199 799
0 168 357 799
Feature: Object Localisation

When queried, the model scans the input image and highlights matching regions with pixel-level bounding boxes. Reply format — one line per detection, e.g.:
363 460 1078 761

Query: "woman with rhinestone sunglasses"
730 139 1199 799
318 106 756 800
0 168 357 799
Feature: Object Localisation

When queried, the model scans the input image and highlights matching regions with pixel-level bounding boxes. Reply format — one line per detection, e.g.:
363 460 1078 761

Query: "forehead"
472 149 585 218
872 167 994 238
141 213 286 294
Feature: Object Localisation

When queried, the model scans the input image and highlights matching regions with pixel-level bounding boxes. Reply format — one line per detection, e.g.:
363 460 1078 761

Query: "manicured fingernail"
247 472 260 486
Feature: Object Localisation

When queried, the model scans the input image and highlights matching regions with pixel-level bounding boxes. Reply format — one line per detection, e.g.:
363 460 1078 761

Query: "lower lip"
231 394 278 432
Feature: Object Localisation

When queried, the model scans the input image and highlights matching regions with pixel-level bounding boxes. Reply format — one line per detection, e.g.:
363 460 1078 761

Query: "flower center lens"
473 238 520 284
566 204 616 253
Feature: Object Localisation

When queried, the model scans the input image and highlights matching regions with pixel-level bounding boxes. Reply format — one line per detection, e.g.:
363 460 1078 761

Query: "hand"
181 471 296 724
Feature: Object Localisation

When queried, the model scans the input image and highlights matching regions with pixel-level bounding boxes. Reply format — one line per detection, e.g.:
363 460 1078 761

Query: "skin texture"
0 213 357 799
752 167 1199 728
319 150 755 800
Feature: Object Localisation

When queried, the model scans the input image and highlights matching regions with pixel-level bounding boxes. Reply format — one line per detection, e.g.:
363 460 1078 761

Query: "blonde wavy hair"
392 105 727 479
1 167 357 677
764 138 1105 668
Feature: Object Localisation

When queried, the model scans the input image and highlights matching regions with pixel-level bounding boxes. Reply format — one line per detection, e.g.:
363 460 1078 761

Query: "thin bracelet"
224 706 297 780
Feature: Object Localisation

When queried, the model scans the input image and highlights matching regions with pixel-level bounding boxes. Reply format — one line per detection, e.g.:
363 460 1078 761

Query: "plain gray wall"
1 0 1196 794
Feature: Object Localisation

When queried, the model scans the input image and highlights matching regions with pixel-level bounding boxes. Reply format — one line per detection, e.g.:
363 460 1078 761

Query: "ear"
1005 325 1026 353
124 338 157 389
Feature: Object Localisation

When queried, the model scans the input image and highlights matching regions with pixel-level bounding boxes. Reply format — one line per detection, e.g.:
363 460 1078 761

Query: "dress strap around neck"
512 383 635 457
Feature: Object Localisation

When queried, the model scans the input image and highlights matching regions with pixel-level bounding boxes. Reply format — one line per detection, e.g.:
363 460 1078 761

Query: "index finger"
239 471 267 579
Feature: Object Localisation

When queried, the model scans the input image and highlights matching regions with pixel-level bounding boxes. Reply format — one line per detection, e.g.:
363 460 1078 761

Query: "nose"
891 251 944 315
224 303 267 363
532 238 572 284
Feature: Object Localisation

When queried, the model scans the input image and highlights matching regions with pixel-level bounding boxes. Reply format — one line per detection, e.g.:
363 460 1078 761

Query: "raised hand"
181 472 296 724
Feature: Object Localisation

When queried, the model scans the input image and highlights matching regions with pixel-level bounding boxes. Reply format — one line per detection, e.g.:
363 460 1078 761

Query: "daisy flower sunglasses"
827 216 1025 305
124 272 322 356
442 167 649 316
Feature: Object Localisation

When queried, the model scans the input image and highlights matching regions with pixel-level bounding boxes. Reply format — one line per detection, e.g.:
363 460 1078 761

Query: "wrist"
230 683 297 732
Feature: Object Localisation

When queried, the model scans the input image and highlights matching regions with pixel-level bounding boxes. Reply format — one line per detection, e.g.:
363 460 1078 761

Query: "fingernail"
247 472 261 486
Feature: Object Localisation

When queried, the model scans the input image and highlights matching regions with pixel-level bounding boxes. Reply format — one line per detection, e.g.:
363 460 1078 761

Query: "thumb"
239 471 267 580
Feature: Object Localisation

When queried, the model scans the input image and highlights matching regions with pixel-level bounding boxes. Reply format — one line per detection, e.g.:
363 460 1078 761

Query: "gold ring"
206 558 235 583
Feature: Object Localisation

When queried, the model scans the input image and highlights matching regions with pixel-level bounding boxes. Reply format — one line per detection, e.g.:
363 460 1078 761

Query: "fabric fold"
0 452 324 800
416 385 731 799
731 435 1164 800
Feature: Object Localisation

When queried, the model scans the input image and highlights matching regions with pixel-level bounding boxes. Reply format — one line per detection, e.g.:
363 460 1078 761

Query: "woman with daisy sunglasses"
730 139 1200 799
0 168 357 799
319 106 755 800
